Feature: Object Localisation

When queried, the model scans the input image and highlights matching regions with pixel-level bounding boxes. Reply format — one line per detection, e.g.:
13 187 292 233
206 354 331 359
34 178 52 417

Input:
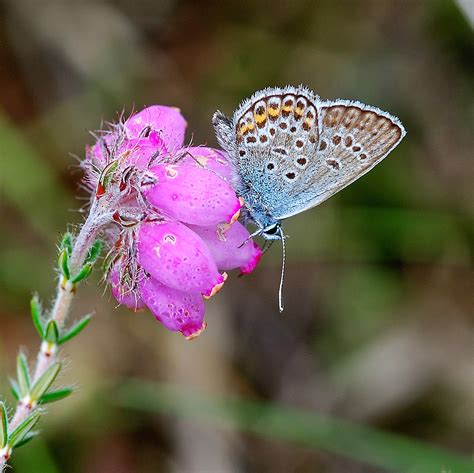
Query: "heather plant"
0 105 261 470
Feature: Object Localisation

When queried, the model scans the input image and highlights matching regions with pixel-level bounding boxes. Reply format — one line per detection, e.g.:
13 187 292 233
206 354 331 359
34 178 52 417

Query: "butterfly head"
261 222 282 240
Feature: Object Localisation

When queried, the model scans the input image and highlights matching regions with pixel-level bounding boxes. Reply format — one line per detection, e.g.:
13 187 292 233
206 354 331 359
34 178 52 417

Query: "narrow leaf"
44 320 59 344
85 240 102 265
16 353 30 397
58 314 92 345
0 401 8 448
10 378 20 400
9 412 40 448
11 430 38 449
60 232 73 257
71 262 92 284
30 294 44 338
58 249 70 280
30 362 61 402
40 388 73 404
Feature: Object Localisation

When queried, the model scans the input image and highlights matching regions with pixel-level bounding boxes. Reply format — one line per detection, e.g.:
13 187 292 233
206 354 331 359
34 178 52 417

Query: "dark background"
0 0 473 472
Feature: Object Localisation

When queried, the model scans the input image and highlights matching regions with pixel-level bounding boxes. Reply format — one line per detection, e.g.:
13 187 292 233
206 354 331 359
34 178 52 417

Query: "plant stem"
0 199 111 471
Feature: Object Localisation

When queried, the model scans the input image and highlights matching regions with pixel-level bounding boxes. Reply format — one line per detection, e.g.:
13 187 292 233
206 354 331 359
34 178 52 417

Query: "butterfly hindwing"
228 86 323 219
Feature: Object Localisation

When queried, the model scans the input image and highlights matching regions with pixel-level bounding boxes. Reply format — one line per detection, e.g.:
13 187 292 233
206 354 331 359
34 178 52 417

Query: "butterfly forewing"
277 100 406 219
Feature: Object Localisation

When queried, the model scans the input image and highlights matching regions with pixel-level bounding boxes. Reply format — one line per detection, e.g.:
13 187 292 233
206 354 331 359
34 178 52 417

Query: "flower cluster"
84 106 261 339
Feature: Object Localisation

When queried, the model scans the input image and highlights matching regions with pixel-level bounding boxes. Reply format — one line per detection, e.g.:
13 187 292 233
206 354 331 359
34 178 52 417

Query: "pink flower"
84 105 262 339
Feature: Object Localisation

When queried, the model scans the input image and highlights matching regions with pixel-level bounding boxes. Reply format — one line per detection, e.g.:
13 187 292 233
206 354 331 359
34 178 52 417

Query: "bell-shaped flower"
143 163 242 226
138 221 227 298
140 277 206 339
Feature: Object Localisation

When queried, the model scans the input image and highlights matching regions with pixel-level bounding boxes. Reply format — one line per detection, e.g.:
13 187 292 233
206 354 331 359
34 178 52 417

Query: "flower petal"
140 277 206 338
189 222 262 274
138 221 226 297
108 266 146 311
183 147 235 182
125 106 187 153
144 163 241 226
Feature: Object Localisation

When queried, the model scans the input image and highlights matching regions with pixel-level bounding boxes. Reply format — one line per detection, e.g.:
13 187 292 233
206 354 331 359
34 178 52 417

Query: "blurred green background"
0 0 473 472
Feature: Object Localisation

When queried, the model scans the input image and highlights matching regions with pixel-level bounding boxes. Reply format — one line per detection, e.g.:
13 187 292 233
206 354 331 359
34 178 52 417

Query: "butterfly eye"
263 223 280 237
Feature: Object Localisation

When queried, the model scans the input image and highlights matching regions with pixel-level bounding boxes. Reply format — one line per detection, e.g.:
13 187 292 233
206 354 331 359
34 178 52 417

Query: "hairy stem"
0 198 111 471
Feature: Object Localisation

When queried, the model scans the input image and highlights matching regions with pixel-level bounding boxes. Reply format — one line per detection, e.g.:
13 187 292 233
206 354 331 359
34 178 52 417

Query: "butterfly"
212 85 406 310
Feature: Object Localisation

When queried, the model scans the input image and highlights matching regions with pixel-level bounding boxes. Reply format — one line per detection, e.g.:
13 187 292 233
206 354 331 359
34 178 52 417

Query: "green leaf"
30 294 44 338
11 430 38 449
58 314 92 345
9 412 40 448
60 232 73 257
10 378 21 400
39 388 73 405
0 401 8 448
30 362 61 402
85 240 102 265
44 320 59 344
58 249 70 280
16 353 30 397
71 262 92 284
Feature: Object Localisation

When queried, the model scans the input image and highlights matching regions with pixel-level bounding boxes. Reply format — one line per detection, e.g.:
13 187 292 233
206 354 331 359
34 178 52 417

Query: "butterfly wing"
214 86 322 224
276 99 406 219
213 88 406 225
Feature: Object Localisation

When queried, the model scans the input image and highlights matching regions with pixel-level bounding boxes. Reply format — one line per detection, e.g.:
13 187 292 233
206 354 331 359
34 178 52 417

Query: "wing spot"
332 135 341 145
297 157 307 166
319 140 327 150
246 136 257 144
326 159 340 170
269 127 276 136
344 136 353 147
239 150 246 157
359 153 367 160
266 162 275 171
296 140 304 148
352 145 361 152
285 172 296 180
259 135 268 143
273 148 287 155
279 122 288 129
290 126 297 133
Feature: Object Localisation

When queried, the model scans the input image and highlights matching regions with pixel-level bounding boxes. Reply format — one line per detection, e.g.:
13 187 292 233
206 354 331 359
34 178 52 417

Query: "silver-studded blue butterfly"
212 85 406 310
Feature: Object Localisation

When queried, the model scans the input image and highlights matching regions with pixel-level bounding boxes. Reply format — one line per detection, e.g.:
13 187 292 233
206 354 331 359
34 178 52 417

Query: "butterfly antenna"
278 227 286 313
